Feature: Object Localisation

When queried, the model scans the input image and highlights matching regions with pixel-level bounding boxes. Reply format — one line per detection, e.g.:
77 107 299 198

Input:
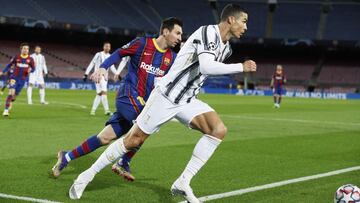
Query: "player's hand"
113 74 122 82
90 68 108 83
83 74 88 82
0 72 3 77
243 60 257 72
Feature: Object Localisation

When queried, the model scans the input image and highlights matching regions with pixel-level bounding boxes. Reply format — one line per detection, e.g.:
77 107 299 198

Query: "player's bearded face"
230 13 248 38
21 46 29 56
165 25 183 48
103 44 111 53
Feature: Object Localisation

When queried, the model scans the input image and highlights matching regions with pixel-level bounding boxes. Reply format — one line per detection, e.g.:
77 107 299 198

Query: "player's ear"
163 28 171 36
227 16 235 25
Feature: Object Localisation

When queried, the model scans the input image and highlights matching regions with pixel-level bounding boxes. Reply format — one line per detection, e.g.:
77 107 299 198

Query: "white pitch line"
222 114 360 127
0 193 62 203
179 166 360 202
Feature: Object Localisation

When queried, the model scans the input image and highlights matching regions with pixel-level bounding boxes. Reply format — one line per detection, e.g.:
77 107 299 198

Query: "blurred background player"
270 64 286 108
0 70 11 95
27 45 48 105
51 17 182 180
83 42 117 116
0 43 35 116
113 56 130 81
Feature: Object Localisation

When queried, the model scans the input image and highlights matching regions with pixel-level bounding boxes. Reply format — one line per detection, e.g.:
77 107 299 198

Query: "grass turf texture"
0 89 359 202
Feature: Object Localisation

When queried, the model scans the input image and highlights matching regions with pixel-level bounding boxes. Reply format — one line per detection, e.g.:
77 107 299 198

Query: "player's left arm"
29 57 36 73
93 38 141 83
42 55 48 75
283 75 287 84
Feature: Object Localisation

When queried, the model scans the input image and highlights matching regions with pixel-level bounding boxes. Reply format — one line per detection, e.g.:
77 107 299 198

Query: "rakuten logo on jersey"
140 62 165 76
17 63 29 68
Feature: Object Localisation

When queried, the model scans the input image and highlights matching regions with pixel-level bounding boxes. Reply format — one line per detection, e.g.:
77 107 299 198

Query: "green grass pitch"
0 89 359 202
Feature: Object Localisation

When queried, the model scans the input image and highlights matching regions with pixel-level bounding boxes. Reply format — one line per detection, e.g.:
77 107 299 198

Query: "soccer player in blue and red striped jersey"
52 17 183 180
0 43 35 116
270 64 286 108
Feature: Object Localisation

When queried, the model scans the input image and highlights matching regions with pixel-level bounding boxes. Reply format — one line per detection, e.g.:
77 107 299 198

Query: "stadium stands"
1 0 360 40
324 4 360 41
272 3 321 39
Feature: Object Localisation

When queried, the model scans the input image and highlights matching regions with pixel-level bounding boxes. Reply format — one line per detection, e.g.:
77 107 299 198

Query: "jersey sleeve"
29 57 36 73
85 53 99 75
101 38 142 70
43 55 48 74
196 26 221 59
116 56 130 75
2 57 16 73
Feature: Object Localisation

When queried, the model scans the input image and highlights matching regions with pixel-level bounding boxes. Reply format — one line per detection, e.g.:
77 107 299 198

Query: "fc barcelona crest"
164 58 170 66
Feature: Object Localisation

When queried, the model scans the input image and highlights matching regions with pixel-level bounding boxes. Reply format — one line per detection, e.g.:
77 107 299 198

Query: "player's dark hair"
20 43 29 48
160 17 183 34
220 4 247 22
103 41 111 45
35 45 41 49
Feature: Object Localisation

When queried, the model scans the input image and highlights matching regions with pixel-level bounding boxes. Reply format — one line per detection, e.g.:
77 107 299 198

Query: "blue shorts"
274 87 283 95
105 85 145 138
8 78 25 95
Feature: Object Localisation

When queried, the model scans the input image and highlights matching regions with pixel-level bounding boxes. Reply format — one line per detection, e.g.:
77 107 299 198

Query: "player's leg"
171 100 221 202
99 78 111 115
90 83 102 115
38 76 47 104
3 83 15 116
277 88 282 107
52 111 132 178
27 74 35 104
69 87 173 199
69 124 149 199
27 83 33 104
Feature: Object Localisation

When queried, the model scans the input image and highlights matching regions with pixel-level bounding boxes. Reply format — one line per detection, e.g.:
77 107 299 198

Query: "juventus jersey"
85 51 116 77
30 53 47 77
158 25 232 104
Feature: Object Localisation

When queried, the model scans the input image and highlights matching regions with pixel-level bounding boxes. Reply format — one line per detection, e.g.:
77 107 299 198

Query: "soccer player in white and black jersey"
69 4 256 202
84 42 117 115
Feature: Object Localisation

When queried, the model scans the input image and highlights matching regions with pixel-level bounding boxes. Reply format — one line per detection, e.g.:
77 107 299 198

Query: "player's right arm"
92 38 142 83
270 77 274 89
84 53 99 82
195 26 256 75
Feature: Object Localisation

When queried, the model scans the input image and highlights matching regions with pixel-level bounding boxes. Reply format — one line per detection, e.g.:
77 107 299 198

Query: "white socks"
39 88 45 103
91 95 101 112
91 95 109 112
27 86 32 104
27 87 46 104
180 134 222 184
101 94 109 112
89 137 128 174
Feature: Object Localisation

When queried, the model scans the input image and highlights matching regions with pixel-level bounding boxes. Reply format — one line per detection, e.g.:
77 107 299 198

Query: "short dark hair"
103 41 111 45
20 42 29 48
220 4 247 22
160 17 183 34
35 45 41 49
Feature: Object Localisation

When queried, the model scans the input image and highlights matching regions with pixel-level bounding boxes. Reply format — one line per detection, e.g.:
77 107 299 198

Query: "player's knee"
211 123 227 140
98 133 115 145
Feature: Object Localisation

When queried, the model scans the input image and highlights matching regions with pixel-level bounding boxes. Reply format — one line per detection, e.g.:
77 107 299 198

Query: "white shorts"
95 77 108 94
28 74 45 85
136 87 214 134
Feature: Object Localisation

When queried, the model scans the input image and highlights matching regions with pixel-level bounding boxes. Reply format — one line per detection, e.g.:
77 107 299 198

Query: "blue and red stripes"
67 135 101 160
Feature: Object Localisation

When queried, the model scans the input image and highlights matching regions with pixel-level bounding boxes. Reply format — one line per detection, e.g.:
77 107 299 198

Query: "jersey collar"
152 38 167 53
20 54 29 58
